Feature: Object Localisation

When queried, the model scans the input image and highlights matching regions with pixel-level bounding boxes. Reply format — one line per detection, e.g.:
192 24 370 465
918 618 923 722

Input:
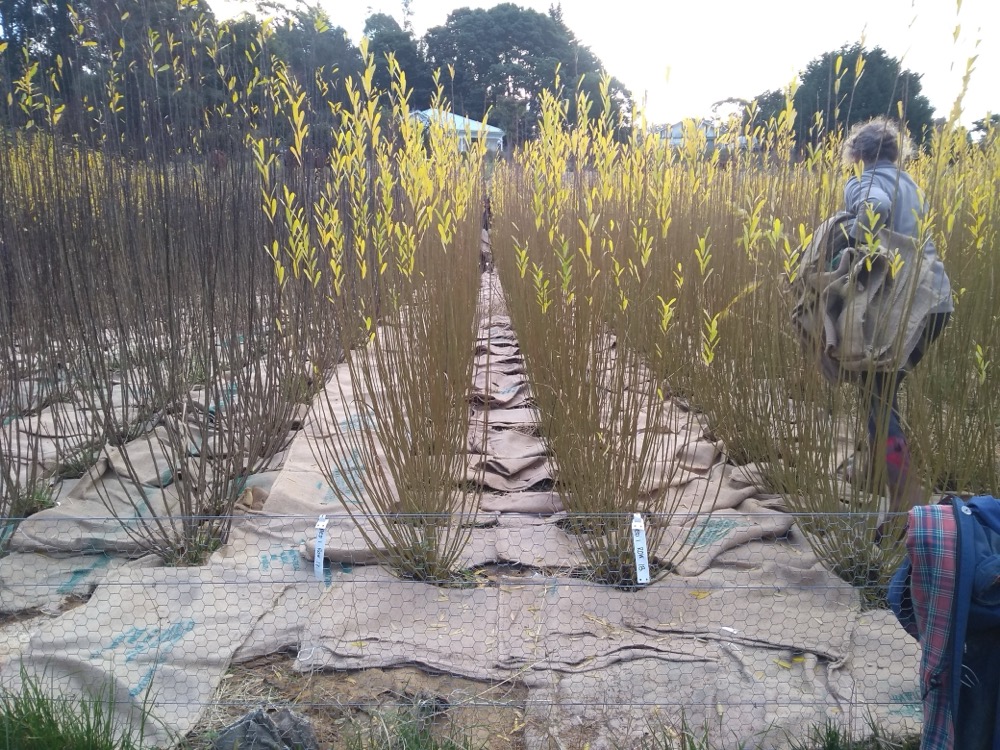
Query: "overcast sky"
207 0 996 127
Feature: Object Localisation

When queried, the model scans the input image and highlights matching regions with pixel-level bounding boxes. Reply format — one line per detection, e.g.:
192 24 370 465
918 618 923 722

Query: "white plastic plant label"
314 515 329 581
631 513 650 585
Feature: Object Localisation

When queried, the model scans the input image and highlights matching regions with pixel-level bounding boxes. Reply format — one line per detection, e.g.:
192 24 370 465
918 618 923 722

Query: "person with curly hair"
841 117 953 528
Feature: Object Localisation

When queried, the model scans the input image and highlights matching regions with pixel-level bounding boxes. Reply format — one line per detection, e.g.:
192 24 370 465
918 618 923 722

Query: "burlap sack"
791 212 949 381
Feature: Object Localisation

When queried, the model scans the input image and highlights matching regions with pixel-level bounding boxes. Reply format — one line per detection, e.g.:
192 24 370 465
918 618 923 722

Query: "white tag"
314 515 329 582
631 513 650 585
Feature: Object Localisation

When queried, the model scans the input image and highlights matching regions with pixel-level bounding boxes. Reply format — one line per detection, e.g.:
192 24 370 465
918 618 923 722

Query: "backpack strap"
995 682 1000 750
951 497 979 727
966 495 1000 750
888 556 917 639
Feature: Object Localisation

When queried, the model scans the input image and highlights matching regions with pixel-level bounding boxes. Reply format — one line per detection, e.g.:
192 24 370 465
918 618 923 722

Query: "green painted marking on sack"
56 555 111 594
689 517 740 548
889 690 921 717
339 410 374 433
259 547 302 572
120 491 155 529
90 618 197 698
328 448 364 504
92 619 196 663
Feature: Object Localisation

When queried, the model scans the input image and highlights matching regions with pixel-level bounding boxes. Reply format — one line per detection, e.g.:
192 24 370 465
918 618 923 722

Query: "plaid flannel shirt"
908 503 959 750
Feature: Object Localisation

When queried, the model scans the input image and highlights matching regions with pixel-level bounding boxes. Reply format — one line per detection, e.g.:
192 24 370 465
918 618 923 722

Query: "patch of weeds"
434 567 492 589
55 443 102 480
827 556 892 611
632 712 721 750
343 698 479 750
186 357 208 386
556 522 670 589
160 526 223 567
9 483 55 519
0 666 159 750
787 715 921 750
390 556 474 588
634 712 921 750
281 369 316 405
790 722 857 750
569 558 671 590
556 514 621 537
108 416 154 447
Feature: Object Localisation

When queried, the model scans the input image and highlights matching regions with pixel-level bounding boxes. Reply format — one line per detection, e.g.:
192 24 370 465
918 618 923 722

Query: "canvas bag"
790 212 943 382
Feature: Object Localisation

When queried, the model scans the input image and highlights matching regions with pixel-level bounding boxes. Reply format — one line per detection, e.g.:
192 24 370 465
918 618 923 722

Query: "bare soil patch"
187 655 528 748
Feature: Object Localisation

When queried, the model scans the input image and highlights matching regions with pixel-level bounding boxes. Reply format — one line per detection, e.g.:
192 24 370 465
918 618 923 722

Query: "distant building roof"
411 109 504 137
658 118 750 150
410 109 504 152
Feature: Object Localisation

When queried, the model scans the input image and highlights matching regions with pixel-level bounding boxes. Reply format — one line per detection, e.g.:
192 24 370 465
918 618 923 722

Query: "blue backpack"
889 495 1000 749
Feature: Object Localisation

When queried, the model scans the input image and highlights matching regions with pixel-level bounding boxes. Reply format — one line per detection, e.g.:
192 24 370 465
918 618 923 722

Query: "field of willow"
1 6 999 600
0 8 999 748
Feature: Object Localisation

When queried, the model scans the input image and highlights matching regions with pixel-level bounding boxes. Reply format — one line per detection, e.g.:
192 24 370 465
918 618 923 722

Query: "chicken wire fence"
0 510 921 749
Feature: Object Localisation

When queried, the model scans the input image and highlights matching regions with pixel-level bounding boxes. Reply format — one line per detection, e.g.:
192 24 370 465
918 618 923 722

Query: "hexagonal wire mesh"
0 505 922 749
0 270 927 750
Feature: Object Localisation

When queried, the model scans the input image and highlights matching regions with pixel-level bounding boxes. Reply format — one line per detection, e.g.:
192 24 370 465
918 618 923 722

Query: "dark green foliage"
794 44 934 146
423 3 631 144
749 44 935 148
364 12 434 110
0 0 630 151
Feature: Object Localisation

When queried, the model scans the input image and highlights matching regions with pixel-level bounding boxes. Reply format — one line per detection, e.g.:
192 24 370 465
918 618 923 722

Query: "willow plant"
0 136 94 547
683 67 1000 595
905 119 1000 494
263 52 487 582
0 238 60 547
494 81 715 586
0 11 313 564
678 93 908 594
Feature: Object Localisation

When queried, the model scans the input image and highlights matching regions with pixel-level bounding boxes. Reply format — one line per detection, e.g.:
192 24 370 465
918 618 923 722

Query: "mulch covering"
0 272 921 748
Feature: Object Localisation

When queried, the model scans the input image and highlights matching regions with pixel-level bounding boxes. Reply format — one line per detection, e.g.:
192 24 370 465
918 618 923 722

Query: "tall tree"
423 3 630 145
546 4 630 133
777 44 933 147
968 113 1000 150
270 4 361 87
743 89 787 129
0 0 105 130
363 12 433 110
257 5 362 156
0 0 70 81
84 0 218 151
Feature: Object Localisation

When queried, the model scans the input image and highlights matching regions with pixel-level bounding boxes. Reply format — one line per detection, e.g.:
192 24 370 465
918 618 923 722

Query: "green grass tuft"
0 668 157 750
343 703 479 750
